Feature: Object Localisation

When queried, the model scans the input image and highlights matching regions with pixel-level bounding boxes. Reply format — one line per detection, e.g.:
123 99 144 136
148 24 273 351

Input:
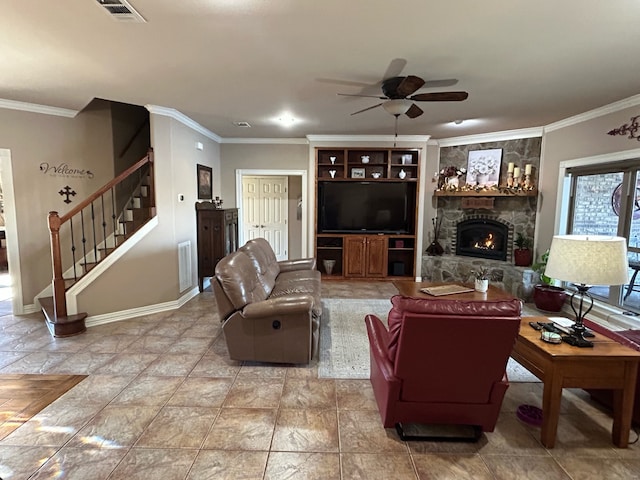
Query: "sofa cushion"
386 295 522 362
240 238 280 295
215 251 269 310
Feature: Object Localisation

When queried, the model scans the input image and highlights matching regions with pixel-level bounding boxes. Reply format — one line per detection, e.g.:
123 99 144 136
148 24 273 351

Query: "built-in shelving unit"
315 147 421 280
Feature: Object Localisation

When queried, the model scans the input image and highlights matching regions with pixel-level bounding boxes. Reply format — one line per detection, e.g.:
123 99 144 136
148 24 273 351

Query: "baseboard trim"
85 286 201 327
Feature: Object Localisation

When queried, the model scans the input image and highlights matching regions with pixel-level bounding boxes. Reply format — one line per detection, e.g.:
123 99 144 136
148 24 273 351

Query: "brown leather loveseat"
213 238 321 364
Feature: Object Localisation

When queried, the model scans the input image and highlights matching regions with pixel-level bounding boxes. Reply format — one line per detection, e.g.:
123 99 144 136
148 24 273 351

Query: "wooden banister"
59 149 153 223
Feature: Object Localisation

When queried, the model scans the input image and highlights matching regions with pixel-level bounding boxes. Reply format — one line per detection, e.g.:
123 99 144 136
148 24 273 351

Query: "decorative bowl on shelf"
361 155 370 163
371 172 382 179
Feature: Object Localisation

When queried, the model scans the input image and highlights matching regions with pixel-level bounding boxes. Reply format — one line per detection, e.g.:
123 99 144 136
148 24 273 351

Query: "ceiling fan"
338 75 469 118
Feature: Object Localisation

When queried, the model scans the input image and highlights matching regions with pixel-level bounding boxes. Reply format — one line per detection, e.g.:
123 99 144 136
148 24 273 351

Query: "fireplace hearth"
455 218 510 261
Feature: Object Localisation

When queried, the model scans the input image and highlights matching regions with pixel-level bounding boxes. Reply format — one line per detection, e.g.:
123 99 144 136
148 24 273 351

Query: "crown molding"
435 127 544 147
306 134 430 143
146 105 222 143
0 98 78 118
220 137 309 144
544 94 640 132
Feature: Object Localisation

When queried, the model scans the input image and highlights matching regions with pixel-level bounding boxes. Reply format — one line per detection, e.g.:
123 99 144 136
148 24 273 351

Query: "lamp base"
562 335 594 348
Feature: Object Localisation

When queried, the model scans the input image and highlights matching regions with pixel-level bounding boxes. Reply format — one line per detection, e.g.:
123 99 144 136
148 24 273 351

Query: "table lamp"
544 235 629 342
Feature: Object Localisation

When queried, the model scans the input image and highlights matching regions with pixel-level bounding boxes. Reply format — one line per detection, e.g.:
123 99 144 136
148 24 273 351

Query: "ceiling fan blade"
422 78 459 88
338 93 387 99
405 103 423 118
351 103 384 115
396 75 426 97
382 58 407 80
410 91 469 102
317 78 375 88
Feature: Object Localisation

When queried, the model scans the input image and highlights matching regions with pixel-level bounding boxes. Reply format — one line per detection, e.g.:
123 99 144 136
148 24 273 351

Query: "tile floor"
0 280 639 479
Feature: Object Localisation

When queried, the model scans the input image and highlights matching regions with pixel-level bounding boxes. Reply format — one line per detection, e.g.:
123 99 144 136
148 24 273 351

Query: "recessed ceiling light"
274 113 297 127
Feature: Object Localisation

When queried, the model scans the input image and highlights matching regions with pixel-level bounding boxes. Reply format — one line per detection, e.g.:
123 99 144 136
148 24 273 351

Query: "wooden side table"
511 317 640 448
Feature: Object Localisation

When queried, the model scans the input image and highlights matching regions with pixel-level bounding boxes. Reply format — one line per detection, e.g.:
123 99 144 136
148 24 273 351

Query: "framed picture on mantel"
197 164 213 200
465 149 502 187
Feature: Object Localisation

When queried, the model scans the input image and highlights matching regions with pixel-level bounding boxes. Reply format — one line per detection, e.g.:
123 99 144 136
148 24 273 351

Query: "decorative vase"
476 173 489 186
361 155 370 163
533 285 567 312
426 240 444 256
330 156 336 164
329 169 337 178
398 169 407 179
475 278 489 293
514 248 533 267
322 259 336 275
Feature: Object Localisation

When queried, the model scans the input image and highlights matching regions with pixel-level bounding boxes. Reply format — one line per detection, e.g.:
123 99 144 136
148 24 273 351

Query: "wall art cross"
59 186 76 204
608 115 640 141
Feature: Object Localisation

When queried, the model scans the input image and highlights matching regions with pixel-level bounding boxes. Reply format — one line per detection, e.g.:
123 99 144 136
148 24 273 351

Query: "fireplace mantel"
433 189 538 197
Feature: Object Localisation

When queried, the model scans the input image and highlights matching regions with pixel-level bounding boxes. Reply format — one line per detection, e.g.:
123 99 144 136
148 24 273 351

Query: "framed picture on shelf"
351 168 366 178
465 149 502 187
197 164 213 200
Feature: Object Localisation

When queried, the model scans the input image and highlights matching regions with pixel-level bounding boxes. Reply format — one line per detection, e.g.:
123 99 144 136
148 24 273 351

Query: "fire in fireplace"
456 219 509 261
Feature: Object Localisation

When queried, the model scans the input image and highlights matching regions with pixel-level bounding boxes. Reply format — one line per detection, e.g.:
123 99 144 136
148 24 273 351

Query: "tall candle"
513 167 521 178
525 164 532 175
507 162 514 173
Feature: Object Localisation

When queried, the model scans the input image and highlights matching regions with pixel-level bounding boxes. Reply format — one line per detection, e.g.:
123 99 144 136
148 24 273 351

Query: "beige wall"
0 101 115 306
75 114 221 315
288 176 303 259
537 106 640 255
219 143 308 208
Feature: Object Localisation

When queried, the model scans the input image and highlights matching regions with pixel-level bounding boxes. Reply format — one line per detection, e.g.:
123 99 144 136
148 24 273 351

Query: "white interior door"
242 176 289 260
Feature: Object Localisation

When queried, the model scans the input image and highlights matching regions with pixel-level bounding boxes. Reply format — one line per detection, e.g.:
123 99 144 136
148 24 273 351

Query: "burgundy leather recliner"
365 295 522 432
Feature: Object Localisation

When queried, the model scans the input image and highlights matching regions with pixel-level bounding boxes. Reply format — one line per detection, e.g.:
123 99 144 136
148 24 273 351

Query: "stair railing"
47 149 154 319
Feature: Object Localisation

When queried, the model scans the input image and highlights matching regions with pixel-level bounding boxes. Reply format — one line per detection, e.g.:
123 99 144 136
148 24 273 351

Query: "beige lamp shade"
544 235 629 286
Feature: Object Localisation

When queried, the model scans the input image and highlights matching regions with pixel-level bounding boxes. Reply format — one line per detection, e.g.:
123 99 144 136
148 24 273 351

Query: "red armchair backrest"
388 295 521 405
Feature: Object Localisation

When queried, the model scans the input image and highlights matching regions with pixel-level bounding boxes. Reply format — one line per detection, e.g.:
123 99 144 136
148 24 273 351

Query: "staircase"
41 150 155 337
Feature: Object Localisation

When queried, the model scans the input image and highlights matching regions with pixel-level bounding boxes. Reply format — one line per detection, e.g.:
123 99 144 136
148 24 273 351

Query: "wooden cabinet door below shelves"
344 235 387 278
366 236 387 277
344 236 367 278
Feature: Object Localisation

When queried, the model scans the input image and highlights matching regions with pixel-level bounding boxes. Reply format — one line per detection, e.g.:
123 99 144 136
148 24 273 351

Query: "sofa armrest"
365 314 397 381
278 257 317 271
242 294 315 318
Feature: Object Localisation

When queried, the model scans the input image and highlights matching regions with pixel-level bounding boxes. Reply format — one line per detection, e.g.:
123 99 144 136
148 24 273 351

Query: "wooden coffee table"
512 317 640 448
393 280 517 301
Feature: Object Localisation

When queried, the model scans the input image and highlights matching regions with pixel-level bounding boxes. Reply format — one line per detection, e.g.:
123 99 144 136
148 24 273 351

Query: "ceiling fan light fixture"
382 99 411 116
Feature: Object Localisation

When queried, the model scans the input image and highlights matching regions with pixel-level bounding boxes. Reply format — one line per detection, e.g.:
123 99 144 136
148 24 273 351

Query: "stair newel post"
48 211 67 318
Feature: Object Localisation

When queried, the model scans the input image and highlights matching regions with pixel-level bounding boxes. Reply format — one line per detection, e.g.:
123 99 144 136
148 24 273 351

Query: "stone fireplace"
454 217 512 262
422 137 542 300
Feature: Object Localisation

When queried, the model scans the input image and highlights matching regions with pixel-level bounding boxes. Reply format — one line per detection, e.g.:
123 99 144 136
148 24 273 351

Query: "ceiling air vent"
233 121 252 128
95 0 146 23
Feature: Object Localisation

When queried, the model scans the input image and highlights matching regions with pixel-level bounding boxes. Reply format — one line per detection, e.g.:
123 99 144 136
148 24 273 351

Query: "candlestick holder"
524 173 532 189
506 172 514 188
513 175 521 188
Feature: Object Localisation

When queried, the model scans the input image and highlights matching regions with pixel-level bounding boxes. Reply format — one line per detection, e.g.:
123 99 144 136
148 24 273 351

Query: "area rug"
318 298 539 382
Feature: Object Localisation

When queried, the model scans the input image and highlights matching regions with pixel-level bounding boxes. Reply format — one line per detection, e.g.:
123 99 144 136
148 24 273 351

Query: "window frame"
556 149 640 315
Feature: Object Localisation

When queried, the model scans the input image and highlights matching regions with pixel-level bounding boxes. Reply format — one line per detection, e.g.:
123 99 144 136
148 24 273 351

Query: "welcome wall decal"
39 162 94 179
608 115 640 141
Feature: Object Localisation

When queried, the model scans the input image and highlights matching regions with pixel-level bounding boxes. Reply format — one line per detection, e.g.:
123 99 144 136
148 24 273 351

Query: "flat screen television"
318 182 415 234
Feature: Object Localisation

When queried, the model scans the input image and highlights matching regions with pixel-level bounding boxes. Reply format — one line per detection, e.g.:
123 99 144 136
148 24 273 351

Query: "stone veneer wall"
422 255 538 301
